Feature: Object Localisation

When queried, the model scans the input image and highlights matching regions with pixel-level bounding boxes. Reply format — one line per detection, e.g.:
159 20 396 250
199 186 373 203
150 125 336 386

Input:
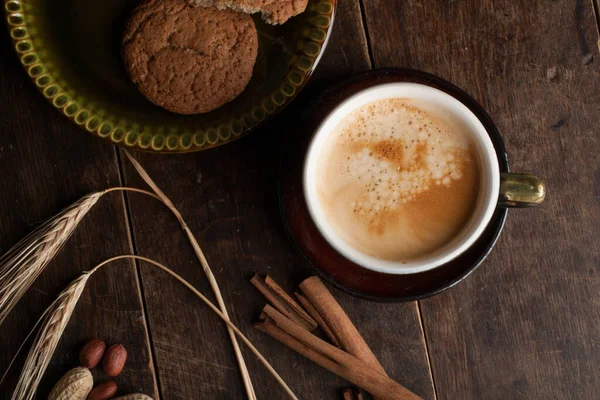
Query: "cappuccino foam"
315 98 480 262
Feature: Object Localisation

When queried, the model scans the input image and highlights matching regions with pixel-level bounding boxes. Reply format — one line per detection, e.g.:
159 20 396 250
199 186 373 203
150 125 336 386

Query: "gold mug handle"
499 173 546 208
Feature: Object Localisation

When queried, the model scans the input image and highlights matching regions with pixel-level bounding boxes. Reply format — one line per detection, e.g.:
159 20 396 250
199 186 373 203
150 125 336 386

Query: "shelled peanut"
79 339 106 369
102 344 128 377
87 381 118 400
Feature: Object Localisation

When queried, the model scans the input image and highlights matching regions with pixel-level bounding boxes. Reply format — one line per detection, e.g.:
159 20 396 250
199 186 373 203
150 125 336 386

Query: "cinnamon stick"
342 388 363 400
256 315 341 372
295 291 341 347
343 389 355 400
258 305 421 400
299 277 386 375
251 274 317 331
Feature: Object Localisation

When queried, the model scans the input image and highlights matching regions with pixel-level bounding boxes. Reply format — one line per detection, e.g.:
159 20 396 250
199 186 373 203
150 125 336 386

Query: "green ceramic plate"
4 0 336 152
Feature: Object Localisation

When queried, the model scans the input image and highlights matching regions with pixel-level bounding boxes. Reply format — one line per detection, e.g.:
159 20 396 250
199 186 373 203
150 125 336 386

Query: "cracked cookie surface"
189 0 309 25
122 0 258 115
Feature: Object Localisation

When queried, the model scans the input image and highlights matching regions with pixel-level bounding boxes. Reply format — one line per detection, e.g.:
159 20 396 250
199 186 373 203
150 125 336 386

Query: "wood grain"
117 1 434 398
361 0 600 398
6 0 597 399
0 18 157 399
317 0 372 77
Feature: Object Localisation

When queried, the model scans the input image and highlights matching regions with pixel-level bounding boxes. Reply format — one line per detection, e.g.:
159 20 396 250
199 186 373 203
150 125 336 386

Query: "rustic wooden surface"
118 0 434 398
1 0 599 399
0 18 157 398
361 0 600 399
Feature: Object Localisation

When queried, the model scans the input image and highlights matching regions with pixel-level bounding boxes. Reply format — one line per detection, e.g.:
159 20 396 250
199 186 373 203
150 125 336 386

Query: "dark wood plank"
362 0 600 398
318 0 372 77
0 18 157 398
119 1 435 399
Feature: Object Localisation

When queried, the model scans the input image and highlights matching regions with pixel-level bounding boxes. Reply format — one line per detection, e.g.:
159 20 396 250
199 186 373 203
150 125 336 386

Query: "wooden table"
1 1 599 399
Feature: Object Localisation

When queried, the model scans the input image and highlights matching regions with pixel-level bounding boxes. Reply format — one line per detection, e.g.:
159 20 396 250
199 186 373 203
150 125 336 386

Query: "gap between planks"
591 0 600 51
113 147 162 400
356 2 439 398
415 302 438 400
358 0 375 68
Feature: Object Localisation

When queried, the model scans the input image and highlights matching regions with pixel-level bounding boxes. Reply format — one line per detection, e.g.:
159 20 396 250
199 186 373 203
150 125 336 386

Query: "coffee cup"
303 82 545 275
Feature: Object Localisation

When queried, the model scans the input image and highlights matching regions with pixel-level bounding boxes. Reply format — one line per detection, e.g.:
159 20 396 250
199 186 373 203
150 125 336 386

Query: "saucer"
279 68 509 301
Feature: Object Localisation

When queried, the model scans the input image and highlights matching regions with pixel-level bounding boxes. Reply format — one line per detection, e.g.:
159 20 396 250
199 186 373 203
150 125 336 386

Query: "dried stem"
0 193 102 326
0 153 260 399
0 189 160 328
123 151 256 400
10 255 297 400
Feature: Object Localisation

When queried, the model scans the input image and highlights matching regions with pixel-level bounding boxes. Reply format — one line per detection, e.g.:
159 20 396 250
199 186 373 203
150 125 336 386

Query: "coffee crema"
315 98 480 262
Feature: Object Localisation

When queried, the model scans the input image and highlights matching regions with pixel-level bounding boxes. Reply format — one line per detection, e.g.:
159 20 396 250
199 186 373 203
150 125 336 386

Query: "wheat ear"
0 193 102 326
11 272 91 400
0 157 257 399
10 255 297 400
123 151 256 400
0 188 162 329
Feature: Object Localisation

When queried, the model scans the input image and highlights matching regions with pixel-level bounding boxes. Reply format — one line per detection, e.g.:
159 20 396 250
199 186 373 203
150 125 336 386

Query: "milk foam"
316 98 480 261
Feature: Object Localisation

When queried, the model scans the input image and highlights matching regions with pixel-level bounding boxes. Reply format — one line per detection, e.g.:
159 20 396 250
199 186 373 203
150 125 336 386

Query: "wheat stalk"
0 153 257 399
9 255 297 400
11 272 91 400
0 188 161 329
0 193 102 326
123 151 257 400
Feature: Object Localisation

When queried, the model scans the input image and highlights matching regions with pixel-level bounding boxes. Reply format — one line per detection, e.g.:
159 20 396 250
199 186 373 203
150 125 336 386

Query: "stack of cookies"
122 0 308 115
